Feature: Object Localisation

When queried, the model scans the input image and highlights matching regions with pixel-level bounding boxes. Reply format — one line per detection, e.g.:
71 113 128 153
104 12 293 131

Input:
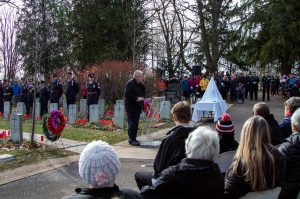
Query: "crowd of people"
0 72 100 116
172 71 300 103
60 95 300 199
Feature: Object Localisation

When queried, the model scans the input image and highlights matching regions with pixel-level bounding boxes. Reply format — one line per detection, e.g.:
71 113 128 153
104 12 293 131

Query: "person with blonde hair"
135 101 195 190
141 126 224 199
224 116 285 199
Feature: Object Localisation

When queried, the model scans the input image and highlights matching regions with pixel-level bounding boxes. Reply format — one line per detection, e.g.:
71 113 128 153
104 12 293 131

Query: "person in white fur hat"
61 140 142 199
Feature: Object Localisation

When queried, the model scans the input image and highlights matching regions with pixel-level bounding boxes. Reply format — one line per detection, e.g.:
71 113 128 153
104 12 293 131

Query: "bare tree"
0 8 20 80
0 0 18 8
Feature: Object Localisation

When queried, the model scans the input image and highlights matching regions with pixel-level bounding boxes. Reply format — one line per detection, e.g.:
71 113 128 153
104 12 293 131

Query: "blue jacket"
180 79 190 91
13 84 21 95
280 116 292 139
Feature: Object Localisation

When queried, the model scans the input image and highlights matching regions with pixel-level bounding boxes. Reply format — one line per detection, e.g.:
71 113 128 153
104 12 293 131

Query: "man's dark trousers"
127 111 140 142
262 86 270 101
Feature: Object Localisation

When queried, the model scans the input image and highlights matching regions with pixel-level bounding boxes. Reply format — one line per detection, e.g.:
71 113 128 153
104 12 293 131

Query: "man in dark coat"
39 81 50 116
66 71 79 108
262 72 271 101
249 72 260 101
278 108 300 199
50 74 63 104
253 102 284 145
3 79 13 103
135 101 195 189
27 78 34 114
124 70 145 146
20 78 29 114
86 73 100 108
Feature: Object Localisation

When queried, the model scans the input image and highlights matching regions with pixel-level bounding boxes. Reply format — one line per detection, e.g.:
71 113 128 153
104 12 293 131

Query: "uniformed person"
249 72 260 101
245 72 251 99
20 78 29 114
3 79 13 103
66 71 79 108
50 74 63 104
87 73 100 108
262 72 271 101
39 80 50 116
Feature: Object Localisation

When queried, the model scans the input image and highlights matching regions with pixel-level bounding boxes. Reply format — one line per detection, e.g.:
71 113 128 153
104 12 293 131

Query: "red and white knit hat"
216 113 235 134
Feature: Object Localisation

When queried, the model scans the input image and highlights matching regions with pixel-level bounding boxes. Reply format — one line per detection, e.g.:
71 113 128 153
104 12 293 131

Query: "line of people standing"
0 72 101 117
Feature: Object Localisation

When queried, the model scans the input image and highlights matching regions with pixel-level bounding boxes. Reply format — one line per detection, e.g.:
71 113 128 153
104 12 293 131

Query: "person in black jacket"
50 74 63 104
65 71 79 108
135 101 195 189
224 116 285 199
262 72 271 101
253 102 284 145
216 113 239 153
141 126 224 199
60 140 142 199
124 70 145 146
278 108 300 199
39 81 50 116
279 97 300 139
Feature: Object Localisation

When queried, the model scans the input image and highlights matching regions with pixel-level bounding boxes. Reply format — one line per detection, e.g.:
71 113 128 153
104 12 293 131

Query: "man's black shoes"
129 140 140 146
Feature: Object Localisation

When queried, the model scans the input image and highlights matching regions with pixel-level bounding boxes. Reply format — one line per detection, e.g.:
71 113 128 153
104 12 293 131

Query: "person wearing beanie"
216 113 239 153
61 140 142 199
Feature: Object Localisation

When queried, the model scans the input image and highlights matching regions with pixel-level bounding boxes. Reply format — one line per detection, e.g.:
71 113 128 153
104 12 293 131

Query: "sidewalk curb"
0 155 79 185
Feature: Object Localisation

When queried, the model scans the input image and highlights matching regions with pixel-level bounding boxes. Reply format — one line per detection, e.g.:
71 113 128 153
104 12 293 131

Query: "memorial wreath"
42 110 66 142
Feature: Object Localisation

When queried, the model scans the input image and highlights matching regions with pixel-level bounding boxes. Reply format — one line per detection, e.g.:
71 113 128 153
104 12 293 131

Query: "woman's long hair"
231 116 276 191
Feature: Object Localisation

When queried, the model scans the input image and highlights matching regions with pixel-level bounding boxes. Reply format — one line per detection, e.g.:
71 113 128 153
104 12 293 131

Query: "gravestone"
17 102 26 115
4 101 11 119
68 104 78 124
10 113 23 143
160 101 171 119
89 104 100 122
114 104 125 129
80 99 87 116
63 98 68 116
35 100 41 120
50 103 58 112
98 99 105 118
116 100 124 107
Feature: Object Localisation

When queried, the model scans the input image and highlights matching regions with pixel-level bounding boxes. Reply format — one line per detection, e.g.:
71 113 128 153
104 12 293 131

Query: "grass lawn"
0 145 77 172
0 118 174 144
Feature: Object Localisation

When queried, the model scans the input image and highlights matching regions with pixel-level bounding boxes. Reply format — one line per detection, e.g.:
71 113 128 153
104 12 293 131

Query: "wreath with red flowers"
42 110 66 142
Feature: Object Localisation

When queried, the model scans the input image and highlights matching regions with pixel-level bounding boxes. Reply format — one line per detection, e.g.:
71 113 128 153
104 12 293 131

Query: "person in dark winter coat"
60 141 142 199
141 126 224 199
220 76 230 100
50 74 63 104
39 81 50 116
65 71 79 108
253 102 284 145
224 116 285 199
216 113 239 153
135 101 195 190
278 108 300 199
124 70 145 146
279 97 300 139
